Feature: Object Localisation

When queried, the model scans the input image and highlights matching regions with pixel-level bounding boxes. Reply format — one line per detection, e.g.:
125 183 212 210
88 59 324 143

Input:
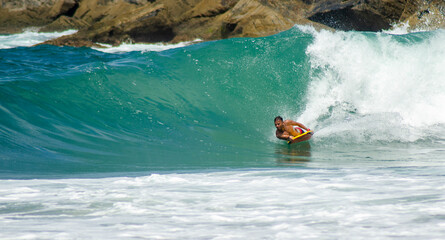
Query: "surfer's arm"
276 130 292 141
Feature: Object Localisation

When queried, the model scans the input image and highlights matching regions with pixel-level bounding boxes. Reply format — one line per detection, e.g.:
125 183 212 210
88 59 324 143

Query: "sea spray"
298 27 445 143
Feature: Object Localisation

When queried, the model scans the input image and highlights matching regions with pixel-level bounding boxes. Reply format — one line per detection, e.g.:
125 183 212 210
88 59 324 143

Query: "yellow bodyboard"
287 130 313 144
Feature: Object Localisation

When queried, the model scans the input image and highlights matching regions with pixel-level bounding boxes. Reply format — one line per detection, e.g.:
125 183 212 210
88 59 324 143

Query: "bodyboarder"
274 116 313 144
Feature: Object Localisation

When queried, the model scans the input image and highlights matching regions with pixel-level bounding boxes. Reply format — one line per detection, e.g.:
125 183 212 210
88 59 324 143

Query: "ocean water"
1 26 445 239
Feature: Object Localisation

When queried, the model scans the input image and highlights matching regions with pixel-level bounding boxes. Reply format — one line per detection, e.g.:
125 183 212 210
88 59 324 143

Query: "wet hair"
274 116 283 122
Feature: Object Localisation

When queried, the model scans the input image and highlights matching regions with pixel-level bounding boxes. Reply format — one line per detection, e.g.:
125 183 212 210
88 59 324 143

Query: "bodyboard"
287 130 313 145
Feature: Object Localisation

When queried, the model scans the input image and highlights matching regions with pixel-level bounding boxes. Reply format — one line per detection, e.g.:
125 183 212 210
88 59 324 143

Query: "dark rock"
308 6 391 31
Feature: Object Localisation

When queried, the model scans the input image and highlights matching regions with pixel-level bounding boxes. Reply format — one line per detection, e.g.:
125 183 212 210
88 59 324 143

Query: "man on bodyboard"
274 116 313 144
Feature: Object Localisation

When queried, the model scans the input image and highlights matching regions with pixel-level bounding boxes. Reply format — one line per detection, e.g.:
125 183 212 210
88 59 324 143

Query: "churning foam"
2 168 445 239
0 30 199 52
92 39 202 53
297 26 445 141
0 29 77 49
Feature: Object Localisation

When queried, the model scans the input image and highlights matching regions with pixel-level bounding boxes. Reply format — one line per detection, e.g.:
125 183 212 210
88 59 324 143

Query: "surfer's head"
274 116 284 130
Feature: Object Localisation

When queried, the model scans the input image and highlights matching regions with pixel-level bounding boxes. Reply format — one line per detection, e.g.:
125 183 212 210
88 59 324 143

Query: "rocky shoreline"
1 0 444 48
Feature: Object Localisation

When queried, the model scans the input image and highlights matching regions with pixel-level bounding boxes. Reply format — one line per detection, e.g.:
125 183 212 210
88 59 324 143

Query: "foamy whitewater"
1 27 445 239
93 39 202 53
0 29 77 49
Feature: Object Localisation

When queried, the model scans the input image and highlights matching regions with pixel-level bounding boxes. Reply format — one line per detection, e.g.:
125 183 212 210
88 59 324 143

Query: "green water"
1 27 444 178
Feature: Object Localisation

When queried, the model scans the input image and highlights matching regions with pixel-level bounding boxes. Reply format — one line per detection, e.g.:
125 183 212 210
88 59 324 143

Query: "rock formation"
1 0 444 47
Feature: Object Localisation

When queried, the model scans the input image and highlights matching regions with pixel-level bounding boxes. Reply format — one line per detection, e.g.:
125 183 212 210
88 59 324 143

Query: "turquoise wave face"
1 27 445 177
0 29 314 176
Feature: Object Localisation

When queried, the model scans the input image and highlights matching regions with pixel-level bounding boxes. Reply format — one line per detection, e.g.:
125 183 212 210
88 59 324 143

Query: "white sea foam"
92 39 202 53
0 30 199 52
1 168 445 239
382 21 434 35
296 26 445 142
382 22 412 35
0 29 77 49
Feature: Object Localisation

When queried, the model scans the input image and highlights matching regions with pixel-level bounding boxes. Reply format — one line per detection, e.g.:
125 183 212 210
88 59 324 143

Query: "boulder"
398 0 445 31
39 16 89 32
41 0 328 47
0 0 80 33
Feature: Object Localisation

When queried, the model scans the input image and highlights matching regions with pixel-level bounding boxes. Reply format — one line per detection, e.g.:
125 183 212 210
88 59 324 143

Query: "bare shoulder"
284 119 300 126
283 120 293 125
